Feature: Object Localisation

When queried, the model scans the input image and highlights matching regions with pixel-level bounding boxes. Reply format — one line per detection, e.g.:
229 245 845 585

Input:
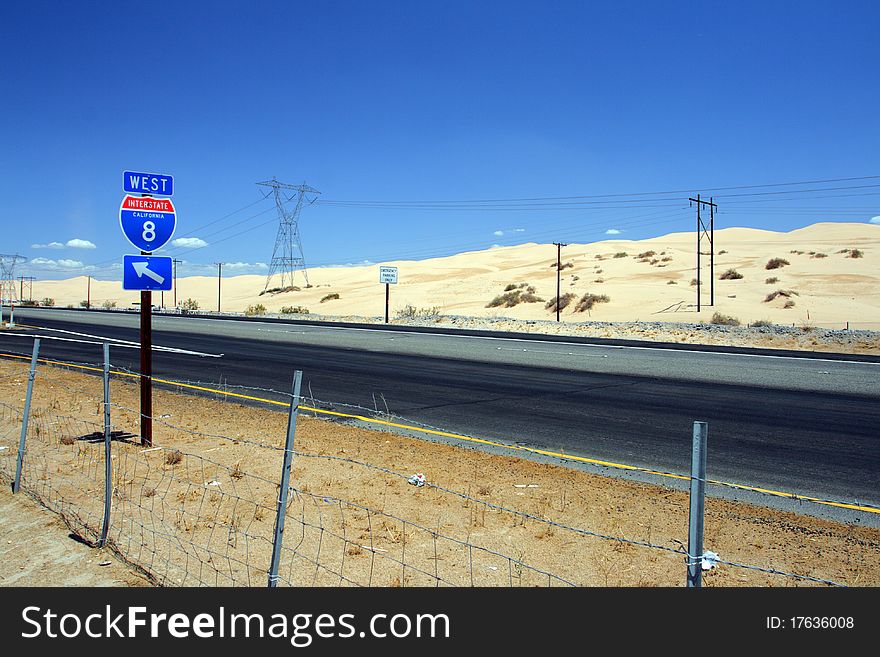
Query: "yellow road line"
1 351 877 515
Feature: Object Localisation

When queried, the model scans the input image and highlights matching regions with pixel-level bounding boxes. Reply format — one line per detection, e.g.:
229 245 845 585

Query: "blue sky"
2 0 878 280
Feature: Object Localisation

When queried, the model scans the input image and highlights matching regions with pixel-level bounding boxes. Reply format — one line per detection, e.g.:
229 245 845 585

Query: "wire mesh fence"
0 347 877 587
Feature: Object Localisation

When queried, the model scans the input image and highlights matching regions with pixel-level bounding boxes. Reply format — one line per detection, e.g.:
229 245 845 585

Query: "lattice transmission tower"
0 254 27 303
256 178 320 290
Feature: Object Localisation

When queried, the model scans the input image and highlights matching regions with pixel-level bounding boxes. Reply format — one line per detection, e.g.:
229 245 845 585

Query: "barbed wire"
0 359 872 587
4 351 879 515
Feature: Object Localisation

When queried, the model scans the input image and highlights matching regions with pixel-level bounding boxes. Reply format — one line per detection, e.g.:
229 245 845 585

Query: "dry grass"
719 269 744 280
710 312 740 326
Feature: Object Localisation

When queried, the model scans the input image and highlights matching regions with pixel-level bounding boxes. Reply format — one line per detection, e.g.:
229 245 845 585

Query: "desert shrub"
812 252 827 258
764 289 799 303
783 300 796 309
165 449 183 466
503 283 518 291
550 261 574 270
689 279 698 286
765 277 779 284
751 319 774 327
544 293 576 313
660 256 672 262
765 258 790 270
637 251 656 259
245 303 266 316
102 300 117 309
180 298 199 312
650 259 659 265
320 293 340 303
593 278 604 283
574 293 610 313
260 285 301 296
667 280 677 285
718 250 728 255
848 249 864 258
710 312 740 326
19 299 37 307
790 250 805 255
281 306 309 314
613 252 628 258
41 297 55 307
395 305 441 320
719 268 744 280
487 287 543 308
79 300 89 308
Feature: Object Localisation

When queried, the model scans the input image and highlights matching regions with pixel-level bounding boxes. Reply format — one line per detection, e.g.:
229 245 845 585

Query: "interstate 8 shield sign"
119 195 177 252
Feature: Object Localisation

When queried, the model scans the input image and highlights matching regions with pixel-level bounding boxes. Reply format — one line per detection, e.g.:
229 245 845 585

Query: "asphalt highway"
2 308 878 509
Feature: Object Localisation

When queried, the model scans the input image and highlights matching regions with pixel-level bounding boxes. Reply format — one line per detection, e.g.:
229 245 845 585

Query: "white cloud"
66 238 96 249
605 229 621 235
31 242 65 249
171 237 208 248
870 216 880 224
493 230 504 236
513 228 525 233
489 244 501 249
223 261 269 270
30 257 91 271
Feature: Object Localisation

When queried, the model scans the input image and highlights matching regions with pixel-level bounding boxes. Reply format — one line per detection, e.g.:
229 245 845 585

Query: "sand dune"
27 222 880 329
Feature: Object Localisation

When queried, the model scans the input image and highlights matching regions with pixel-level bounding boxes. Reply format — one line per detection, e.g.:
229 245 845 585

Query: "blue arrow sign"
119 195 177 252
122 255 173 291
123 170 174 196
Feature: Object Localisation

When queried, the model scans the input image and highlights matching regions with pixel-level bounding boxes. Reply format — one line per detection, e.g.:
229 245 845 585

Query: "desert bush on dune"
245 303 266 316
545 293 576 313
765 277 779 284
574 293 610 313
613 252 628 258
719 268 743 280
281 306 309 314
487 284 543 308
765 258 790 270
764 289 799 303
751 319 774 327
320 293 340 303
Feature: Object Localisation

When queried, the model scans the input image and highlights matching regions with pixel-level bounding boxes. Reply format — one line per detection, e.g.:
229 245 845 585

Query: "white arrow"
132 260 165 284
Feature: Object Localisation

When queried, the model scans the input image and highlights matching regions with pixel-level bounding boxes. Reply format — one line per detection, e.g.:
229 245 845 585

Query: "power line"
315 175 880 206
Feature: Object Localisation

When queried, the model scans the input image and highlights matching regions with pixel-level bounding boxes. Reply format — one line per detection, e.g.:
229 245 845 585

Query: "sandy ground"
0 485 149 586
28 222 880 331
0 358 878 587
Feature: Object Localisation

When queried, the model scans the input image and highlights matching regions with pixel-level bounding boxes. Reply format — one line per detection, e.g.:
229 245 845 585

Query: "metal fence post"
99 342 112 548
13 338 40 494
687 421 708 587
268 369 303 587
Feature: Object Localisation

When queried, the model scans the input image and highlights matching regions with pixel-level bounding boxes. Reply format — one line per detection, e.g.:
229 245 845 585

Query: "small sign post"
120 171 175 447
379 266 398 323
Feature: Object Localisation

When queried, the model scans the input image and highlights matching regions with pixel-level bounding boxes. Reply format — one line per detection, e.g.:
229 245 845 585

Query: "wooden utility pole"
688 195 717 313
553 242 567 322
172 258 183 307
215 262 223 312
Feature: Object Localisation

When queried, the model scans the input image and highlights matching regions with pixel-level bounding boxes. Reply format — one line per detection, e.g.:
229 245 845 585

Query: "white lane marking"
172 315 880 367
5 332 223 358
